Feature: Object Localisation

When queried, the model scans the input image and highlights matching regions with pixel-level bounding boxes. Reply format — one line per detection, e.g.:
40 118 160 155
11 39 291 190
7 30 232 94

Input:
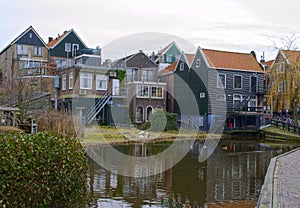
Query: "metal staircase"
238 86 257 112
84 89 111 125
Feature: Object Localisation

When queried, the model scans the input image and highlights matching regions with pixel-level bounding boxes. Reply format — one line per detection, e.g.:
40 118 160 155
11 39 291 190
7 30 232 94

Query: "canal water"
86 140 296 208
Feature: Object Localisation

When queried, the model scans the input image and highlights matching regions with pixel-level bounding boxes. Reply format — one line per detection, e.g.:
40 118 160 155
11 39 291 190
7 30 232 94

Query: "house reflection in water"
87 141 274 207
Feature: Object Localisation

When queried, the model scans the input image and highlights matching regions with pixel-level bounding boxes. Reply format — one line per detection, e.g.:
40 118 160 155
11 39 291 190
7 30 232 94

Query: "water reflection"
87 141 295 208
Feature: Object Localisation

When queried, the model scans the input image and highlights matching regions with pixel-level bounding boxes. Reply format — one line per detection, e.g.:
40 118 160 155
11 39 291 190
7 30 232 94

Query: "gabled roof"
0 25 48 55
261 60 274 73
111 50 157 68
281 50 300 65
157 41 180 55
158 61 178 76
201 49 263 72
47 29 88 49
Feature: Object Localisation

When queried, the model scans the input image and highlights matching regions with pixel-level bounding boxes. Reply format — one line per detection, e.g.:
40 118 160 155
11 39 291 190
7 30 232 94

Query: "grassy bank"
80 126 222 147
260 126 300 147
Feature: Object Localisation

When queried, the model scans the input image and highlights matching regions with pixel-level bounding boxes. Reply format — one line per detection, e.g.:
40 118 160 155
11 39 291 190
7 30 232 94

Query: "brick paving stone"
275 149 300 208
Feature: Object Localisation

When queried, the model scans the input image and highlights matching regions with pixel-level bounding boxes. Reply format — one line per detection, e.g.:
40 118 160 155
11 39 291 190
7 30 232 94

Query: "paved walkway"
258 148 300 208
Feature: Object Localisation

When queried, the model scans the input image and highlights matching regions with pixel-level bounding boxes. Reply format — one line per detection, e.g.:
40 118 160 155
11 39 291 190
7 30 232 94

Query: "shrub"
165 112 178 131
0 132 89 208
149 108 167 132
34 110 79 138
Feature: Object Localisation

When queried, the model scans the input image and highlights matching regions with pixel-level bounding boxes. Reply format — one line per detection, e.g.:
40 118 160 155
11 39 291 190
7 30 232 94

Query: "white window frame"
16 44 29 55
151 86 163 98
72 44 79 57
69 72 73 89
200 92 205 98
62 74 67 91
136 106 144 123
217 73 226 89
180 63 184 71
96 74 108 91
80 72 93 90
233 94 242 111
146 106 153 121
34 46 42 56
248 96 257 111
136 85 149 98
166 54 172 63
195 59 201 68
233 75 242 89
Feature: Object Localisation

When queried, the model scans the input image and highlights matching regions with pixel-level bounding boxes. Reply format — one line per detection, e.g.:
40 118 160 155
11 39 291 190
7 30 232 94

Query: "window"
276 62 285 73
34 46 42 56
248 96 257 112
80 72 93 89
142 70 154 82
146 106 153 121
200 92 205 98
195 59 201 68
166 54 172 63
72 44 79 57
16 44 28 55
283 80 288 92
136 106 143 123
217 73 226 88
278 81 282 92
151 86 163 98
62 74 66 91
96 74 108 90
180 63 184 71
233 94 242 111
136 85 149 98
217 94 226 101
233 75 242 89
69 72 73 89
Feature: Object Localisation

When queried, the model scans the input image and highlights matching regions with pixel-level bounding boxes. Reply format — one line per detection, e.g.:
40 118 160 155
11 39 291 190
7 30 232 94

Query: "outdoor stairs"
238 86 257 111
84 89 111 125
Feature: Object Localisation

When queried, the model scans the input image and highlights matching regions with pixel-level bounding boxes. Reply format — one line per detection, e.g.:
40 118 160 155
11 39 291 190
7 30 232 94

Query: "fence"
271 119 300 135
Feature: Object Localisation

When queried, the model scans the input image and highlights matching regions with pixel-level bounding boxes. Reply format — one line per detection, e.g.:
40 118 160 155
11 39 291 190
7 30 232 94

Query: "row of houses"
1 25 299 131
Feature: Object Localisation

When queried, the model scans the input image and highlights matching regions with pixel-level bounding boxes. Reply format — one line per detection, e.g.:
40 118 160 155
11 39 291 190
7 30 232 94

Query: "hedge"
0 132 89 208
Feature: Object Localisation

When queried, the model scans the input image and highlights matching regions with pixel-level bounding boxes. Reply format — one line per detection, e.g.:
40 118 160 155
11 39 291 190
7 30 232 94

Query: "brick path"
258 148 300 208
274 149 300 207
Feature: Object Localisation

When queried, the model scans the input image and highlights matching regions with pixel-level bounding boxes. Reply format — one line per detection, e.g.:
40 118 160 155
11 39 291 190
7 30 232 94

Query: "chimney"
139 50 143 53
48 37 53 43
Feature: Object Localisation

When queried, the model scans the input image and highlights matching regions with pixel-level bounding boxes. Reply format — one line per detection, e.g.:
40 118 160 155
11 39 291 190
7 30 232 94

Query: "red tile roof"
185 54 195 66
202 49 263 72
47 30 69 47
158 61 178 76
282 50 300 65
261 60 274 72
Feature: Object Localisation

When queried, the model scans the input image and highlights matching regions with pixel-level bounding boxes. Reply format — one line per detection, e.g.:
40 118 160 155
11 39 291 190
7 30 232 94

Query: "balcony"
18 66 57 78
112 87 128 98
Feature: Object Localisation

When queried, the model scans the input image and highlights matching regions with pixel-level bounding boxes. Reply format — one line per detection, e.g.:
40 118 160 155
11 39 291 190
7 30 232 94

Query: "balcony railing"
112 87 128 97
19 66 57 77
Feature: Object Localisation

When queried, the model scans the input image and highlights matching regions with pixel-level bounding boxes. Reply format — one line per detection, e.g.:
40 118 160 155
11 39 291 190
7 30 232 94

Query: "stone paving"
275 149 300 208
258 148 300 208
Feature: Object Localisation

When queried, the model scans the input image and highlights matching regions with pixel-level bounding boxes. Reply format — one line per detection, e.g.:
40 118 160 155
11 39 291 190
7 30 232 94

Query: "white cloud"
0 0 299 61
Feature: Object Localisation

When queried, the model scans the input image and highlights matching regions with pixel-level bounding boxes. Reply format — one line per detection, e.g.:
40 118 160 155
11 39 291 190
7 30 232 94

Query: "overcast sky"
1 0 299 60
